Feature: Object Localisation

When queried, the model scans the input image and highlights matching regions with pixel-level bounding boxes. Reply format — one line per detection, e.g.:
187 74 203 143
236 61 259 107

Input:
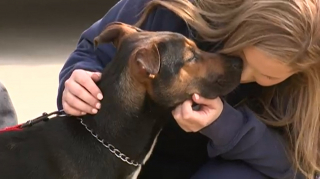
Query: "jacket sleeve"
56 0 189 110
200 101 304 179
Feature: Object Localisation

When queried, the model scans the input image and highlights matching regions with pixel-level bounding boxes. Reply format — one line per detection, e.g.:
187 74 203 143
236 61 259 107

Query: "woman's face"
240 46 295 86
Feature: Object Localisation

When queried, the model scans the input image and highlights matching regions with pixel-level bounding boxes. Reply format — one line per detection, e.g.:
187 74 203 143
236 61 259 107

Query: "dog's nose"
226 56 243 70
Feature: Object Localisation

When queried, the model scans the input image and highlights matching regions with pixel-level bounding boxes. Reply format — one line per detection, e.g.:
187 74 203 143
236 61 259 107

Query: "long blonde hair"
136 0 320 178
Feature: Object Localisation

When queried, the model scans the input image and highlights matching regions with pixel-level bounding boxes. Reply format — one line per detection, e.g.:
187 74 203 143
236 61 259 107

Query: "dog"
0 82 18 129
0 22 242 179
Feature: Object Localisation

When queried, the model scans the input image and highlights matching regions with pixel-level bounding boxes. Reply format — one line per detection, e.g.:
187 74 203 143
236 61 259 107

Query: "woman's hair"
136 0 320 178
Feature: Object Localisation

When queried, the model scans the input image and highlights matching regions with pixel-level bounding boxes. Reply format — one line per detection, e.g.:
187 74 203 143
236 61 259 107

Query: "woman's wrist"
200 101 245 147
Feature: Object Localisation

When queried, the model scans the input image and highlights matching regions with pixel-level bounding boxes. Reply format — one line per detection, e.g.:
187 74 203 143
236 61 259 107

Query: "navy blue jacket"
57 0 300 178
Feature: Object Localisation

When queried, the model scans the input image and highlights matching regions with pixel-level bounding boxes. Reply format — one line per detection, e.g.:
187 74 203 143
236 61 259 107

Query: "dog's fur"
0 82 18 129
0 22 242 179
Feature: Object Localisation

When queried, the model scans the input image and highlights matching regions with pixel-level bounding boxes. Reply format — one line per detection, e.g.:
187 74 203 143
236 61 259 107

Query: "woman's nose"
240 66 255 83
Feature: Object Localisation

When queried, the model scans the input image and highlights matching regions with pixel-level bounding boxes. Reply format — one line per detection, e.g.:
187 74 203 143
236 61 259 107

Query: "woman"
0 82 18 129
57 0 320 178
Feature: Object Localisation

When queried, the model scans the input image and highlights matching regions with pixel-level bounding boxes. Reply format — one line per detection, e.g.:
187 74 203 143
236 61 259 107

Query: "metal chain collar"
78 117 141 167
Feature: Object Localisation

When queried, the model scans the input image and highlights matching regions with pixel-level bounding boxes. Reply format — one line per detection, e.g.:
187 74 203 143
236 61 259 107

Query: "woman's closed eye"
264 75 278 80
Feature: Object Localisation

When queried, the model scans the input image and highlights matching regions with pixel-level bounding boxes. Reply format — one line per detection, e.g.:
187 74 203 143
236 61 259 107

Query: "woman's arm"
56 0 190 110
200 102 303 179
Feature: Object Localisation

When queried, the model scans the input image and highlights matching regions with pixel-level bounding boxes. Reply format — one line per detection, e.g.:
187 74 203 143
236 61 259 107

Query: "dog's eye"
185 50 197 63
186 54 197 63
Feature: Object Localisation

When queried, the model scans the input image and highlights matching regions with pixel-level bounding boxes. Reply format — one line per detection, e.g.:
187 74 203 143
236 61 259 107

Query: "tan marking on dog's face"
181 39 224 78
183 45 195 62
168 40 225 99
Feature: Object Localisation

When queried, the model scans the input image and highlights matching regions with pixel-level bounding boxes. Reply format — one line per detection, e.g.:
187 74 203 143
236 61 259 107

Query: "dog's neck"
81 57 169 164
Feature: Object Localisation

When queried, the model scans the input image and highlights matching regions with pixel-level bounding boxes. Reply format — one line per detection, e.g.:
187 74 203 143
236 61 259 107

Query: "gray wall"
0 0 119 27
0 0 119 64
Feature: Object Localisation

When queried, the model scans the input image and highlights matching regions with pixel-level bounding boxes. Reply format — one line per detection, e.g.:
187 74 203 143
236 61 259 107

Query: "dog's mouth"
168 93 196 109
169 100 205 112
168 91 221 111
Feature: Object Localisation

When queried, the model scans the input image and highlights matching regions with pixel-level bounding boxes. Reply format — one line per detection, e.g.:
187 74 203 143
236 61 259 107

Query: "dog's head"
94 22 242 108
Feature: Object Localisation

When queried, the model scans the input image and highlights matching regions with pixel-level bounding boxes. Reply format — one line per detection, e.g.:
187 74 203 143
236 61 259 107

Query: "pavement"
0 0 117 123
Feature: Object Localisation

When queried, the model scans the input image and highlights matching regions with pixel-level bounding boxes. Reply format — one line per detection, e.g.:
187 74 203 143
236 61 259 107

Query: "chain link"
78 117 141 167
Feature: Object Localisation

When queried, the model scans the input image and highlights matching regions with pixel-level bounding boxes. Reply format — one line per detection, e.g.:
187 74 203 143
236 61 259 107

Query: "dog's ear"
93 22 140 49
134 44 161 79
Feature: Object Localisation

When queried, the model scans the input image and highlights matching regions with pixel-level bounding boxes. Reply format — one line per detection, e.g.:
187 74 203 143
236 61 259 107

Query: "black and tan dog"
0 22 242 179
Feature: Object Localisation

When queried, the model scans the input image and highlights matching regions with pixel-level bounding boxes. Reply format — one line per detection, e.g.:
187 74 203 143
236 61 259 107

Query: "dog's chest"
128 131 161 179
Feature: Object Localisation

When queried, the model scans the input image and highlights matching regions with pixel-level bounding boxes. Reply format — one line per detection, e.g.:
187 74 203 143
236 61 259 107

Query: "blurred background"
0 0 118 122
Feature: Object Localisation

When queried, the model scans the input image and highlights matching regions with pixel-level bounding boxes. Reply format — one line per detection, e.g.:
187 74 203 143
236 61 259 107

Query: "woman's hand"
172 94 223 132
62 69 103 116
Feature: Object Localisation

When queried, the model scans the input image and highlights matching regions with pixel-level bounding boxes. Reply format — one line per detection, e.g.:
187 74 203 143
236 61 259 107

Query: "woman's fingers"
62 69 103 115
62 89 96 115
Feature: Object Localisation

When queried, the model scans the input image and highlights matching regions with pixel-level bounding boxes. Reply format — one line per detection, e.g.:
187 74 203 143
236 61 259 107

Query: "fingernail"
194 94 199 100
96 103 101 109
81 112 86 115
92 109 98 114
97 93 103 100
